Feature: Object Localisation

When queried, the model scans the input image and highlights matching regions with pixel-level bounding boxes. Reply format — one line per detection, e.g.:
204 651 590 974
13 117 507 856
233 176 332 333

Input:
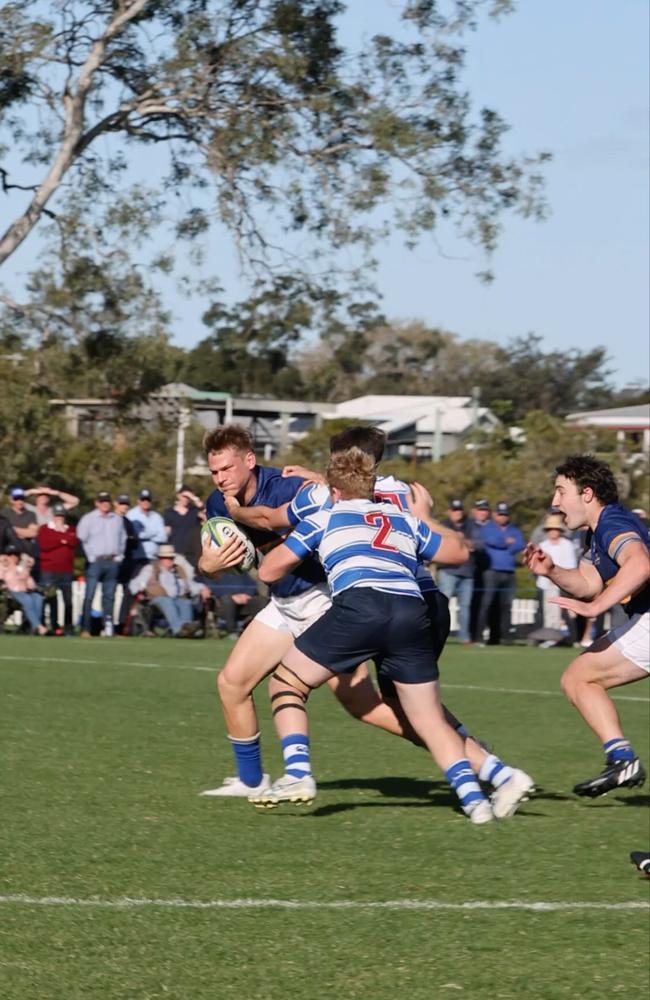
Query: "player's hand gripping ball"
200 516 257 573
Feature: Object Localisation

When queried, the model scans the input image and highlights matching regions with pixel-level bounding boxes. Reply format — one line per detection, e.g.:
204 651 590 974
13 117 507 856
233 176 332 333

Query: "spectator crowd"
0 481 647 644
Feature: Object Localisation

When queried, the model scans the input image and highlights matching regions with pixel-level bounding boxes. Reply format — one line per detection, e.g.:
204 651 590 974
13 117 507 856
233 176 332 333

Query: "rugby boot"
573 757 646 798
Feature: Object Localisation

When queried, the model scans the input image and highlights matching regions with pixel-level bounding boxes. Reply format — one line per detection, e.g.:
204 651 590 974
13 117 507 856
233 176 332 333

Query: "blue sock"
479 753 514 789
603 738 636 762
445 758 488 816
229 732 263 787
281 733 311 779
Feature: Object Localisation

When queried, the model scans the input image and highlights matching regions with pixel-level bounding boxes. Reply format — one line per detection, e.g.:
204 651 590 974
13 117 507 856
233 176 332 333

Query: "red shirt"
38 523 78 574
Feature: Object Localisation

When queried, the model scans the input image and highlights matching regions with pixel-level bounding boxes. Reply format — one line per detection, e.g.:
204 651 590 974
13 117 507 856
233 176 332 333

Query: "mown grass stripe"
0 894 647 912
0 655 647 700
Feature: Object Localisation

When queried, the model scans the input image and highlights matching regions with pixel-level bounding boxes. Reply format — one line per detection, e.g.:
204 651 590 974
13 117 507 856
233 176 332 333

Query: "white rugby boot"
200 774 271 798
491 768 535 819
250 773 317 808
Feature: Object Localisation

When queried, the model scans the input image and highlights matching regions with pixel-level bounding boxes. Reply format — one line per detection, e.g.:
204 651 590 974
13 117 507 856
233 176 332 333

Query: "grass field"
1 634 648 1000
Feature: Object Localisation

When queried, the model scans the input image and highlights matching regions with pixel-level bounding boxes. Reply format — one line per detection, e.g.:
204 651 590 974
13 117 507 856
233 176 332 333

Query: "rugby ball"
200 516 257 572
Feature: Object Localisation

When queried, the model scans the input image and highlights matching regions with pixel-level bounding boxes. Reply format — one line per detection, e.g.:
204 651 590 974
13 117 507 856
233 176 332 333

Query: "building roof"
565 403 650 430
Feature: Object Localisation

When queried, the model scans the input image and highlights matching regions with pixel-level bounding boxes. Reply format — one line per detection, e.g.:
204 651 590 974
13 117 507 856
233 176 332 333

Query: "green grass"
1 635 648 1000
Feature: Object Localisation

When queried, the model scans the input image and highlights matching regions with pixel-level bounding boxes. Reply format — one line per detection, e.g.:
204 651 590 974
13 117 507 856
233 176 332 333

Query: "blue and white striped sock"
603 738 636 762
229 732 263 788
479 753 515 789
445 758 488 816
281 733 311 779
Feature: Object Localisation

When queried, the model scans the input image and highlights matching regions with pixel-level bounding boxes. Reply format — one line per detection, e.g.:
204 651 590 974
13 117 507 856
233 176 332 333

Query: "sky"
2 0 648 390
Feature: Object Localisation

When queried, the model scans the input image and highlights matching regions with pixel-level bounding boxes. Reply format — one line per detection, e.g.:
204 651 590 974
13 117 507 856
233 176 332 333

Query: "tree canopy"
1 0 548 289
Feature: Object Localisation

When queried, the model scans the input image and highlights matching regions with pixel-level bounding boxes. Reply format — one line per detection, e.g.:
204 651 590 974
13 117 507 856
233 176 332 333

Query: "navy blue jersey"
206 465 326 598
588 504 650 617
284 498 441 598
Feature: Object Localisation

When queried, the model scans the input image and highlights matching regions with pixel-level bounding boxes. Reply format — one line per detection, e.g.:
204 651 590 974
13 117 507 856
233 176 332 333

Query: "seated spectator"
129 543 210 637
0 546 47 635
163 485 204 569
38 503 78 635
24 485 80 526
199 570 268 639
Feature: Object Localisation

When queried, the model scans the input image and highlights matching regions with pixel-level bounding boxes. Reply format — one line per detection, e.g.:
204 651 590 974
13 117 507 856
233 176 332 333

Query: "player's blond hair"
326 447 376 500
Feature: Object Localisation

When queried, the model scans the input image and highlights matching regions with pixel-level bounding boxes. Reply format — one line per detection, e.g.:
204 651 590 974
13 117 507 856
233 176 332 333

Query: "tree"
0 0 548 287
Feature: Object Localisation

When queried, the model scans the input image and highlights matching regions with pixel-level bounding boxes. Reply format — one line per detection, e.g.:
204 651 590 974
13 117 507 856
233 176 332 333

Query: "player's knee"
217 666 251 706
560 658 585 702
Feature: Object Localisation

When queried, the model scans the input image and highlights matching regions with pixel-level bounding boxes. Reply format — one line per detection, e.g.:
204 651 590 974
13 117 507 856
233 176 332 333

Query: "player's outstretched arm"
407 482 469 566
257 543 302 584
550 541 650 617
224 495 291 532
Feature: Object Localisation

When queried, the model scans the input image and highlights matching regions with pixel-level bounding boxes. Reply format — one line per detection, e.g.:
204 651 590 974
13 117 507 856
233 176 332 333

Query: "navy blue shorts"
377 588 448 699
294 588 439 684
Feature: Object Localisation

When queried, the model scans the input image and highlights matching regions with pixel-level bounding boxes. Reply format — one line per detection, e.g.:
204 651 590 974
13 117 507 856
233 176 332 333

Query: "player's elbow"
258 561 280 584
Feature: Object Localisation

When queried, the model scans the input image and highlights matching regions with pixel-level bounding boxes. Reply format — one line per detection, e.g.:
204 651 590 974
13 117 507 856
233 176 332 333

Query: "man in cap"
1 487 39 563
76 492 126 637
163 485 204 569
475 501 525 645
126 490 167 578
37 502 78 635
436 499 482 644
469 499 491 642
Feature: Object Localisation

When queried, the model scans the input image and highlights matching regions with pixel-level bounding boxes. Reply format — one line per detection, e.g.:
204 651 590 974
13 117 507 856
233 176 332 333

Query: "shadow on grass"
317 775 446 799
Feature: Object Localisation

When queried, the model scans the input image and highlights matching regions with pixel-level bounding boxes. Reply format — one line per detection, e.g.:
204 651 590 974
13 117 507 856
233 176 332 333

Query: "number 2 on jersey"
364 511 398 552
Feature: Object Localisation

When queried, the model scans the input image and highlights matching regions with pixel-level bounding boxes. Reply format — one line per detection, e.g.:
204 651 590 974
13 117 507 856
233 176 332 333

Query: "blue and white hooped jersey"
284 498 442 599
288 475 438 593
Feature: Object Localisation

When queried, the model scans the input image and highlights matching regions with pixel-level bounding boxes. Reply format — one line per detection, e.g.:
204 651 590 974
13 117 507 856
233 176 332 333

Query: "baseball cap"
495 501 510 515
474 499 490 510
10 487 25 499
51 503 66 516
97 491 111 502
116 493 130 505
449 499 464 511
139 489 152 501
4 544 19 556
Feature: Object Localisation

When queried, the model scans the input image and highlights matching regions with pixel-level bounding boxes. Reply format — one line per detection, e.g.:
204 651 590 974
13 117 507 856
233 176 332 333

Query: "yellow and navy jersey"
588 504 650 616
284 498 442 599
287 475 438 593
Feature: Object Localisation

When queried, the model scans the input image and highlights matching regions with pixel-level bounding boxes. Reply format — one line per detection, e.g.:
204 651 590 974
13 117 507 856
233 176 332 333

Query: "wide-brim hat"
544 514 567 532
158 544 176 559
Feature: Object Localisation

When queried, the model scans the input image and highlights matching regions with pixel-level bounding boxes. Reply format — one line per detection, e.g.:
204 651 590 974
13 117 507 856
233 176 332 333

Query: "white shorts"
610 612 650 673
254 583 332 639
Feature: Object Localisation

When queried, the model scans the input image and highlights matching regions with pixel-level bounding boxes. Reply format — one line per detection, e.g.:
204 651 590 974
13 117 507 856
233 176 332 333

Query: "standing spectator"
113 493 137 634
76 491 126 637
163 485 204 569
475 501 525 645
129 543 209 637
0 510 19 554
533 513 578 636
2 487 39 563
0 545 47 635
37 503 78 635
126 489 167 576
469 498 491 642
436 499 481 645
24 485 80 526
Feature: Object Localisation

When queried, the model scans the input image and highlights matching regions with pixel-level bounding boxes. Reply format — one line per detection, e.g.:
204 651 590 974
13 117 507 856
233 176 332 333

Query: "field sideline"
1 635 648 999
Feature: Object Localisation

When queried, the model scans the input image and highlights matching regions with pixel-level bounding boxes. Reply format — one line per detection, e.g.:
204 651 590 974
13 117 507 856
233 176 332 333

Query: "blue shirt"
588 504 650 617
206 465 326 599
285 498 442 598
481 519 525 572
288 475 438 594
